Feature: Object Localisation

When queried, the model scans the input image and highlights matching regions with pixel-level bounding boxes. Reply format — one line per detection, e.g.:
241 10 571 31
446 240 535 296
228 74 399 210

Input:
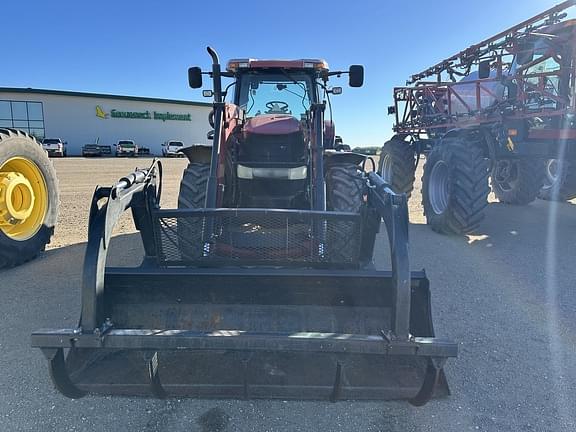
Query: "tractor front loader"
32 48 456 405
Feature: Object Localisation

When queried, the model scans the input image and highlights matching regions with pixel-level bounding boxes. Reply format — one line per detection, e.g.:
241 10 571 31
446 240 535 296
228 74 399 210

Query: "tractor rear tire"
177 163 210 259
538 159 576 201
378 137 416 198
0 128 59 269
491 159 544 205
422 136 490 235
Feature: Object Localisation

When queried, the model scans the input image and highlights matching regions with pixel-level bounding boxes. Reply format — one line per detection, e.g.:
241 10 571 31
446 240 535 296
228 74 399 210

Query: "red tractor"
382 1 576 234
181 51 365 214
32 47 457 405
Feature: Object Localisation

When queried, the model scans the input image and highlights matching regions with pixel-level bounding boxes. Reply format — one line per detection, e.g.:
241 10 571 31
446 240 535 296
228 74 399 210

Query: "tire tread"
422 135 490 234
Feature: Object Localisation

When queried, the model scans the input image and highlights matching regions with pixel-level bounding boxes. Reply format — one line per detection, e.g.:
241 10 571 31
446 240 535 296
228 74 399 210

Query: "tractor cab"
187 54 364 210
226 60 325 208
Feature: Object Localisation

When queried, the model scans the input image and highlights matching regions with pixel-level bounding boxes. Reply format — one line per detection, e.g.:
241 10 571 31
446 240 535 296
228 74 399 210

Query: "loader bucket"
34 269 454 403
32 163 457 405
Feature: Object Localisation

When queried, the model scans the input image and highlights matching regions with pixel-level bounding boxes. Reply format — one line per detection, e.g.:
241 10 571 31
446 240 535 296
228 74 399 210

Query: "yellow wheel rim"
0 157 48 241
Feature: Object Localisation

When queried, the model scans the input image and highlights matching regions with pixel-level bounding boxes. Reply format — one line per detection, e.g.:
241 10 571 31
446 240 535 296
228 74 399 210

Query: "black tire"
378 137 416 197
325 164 365 263
538 159 576 201
0 128 59 269
325 163 364 213
422 136 490 235
491 158 544 205
177 163 210 259
178 163 209 209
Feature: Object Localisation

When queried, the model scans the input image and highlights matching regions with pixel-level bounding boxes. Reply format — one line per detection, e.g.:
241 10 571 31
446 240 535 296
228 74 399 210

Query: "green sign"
96 105 192 122
111 109 151 119
153 111 191 122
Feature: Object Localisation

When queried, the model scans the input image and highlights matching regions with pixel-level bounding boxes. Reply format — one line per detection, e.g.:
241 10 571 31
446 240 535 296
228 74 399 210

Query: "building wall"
0 90 212 155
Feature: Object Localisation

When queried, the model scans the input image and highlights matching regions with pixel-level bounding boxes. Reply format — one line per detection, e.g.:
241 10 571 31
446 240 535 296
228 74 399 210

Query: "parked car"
82 144 102 157
137 147 151 156
41 138 66 157
115 140 138 157
162 140 185 157
99 145 112 156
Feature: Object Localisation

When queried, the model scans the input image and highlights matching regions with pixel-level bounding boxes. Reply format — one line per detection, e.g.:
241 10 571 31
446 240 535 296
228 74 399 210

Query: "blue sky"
1 0 566 146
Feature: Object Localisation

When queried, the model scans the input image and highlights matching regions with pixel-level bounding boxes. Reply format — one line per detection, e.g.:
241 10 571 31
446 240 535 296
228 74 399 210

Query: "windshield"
509 37 562 110
118 141 134 147
237 72 313 119
169 141 183 146
43 139 60 144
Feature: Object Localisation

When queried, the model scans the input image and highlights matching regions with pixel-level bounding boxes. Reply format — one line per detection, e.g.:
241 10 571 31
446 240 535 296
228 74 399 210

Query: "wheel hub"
0 172 36 224
543 159 560 188
0 157 48 241
381 154 393 184
429 160 449 215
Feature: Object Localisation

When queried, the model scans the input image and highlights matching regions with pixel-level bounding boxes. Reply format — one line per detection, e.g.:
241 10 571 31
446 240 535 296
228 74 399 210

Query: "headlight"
237 165 254 179
237 165 307 180
286 166 307 180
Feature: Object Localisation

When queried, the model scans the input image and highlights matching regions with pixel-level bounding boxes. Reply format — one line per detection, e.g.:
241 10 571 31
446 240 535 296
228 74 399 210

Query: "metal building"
0 88 212 155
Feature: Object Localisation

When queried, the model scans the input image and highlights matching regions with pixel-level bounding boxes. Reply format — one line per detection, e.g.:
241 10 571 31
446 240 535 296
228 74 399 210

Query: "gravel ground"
1 157 575 432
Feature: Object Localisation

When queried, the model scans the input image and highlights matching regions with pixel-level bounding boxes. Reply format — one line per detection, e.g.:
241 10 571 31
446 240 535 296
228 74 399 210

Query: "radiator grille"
153 209 362 267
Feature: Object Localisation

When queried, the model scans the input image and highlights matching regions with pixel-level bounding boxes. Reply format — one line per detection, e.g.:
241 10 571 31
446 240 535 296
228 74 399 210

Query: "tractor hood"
244 115 301 136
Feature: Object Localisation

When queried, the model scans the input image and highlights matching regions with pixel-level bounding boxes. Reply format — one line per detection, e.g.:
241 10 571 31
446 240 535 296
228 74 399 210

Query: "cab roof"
226 58 329 72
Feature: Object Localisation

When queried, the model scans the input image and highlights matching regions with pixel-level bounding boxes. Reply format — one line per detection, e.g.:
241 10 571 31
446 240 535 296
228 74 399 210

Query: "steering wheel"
265 100 290 114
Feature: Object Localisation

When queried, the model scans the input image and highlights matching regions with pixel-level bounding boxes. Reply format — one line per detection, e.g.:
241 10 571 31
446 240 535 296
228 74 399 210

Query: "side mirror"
478 60 491 79
188 67 203 89
387 106 396 115
331 87 342 95
349 65 364 87
207 130 214 140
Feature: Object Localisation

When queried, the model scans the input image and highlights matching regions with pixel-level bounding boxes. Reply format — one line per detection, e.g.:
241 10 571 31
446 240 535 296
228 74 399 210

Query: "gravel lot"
1 157 575 431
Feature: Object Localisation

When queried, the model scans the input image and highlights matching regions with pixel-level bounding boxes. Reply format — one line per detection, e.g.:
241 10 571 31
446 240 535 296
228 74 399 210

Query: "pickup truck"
115 140 138 157
41 138 66 157
162 140 185 157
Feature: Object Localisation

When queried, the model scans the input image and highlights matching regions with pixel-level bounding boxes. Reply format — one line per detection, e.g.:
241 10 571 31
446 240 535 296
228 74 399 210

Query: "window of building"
0 100 45 140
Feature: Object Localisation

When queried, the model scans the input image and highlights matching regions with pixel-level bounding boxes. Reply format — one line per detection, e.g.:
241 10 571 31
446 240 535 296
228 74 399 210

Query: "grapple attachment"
32 161 457 405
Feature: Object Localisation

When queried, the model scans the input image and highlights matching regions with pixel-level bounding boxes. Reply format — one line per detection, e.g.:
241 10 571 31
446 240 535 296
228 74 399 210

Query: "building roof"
0 87 212 107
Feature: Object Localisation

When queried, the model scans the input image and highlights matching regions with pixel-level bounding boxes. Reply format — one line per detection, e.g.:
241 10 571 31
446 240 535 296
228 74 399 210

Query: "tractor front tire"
325 163 365 262
177 163 210 259
422 136 490 235
491 158 544 205
378 137 416 197
326 163 364 213
538 159 576 202
0 128 59 269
